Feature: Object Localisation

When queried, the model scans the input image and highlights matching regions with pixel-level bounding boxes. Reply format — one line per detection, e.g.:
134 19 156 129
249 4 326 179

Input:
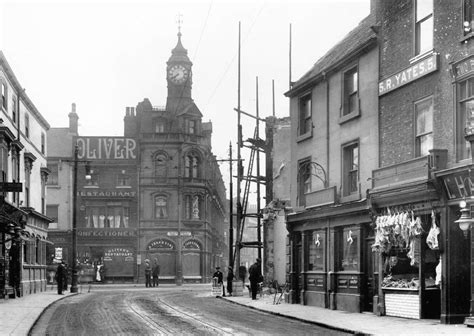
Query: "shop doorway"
363 237 376 312
182 239 202 282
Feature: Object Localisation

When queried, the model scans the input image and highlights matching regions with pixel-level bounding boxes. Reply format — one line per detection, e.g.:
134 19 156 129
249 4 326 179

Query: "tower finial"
176 13 183 36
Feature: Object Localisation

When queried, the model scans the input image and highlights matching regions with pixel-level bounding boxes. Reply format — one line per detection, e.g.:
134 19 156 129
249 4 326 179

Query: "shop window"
185 194 201 220
24 164 30 207
154 195 168 219
184 152 200 178
25 113 29 138
307 231 325 271
36 238 40 264
342 142 359 197
340 228 359 271
12 95 17 123
154 152 168 177
457 77 474 160
464 0 473 35
23 242 28 263
47 163 58 185
342 66 359 117
12 153 18 203
414 0 433 56
415 97 433 157
297 159 311 207
1 81 7 111
85 205 129 228
298 94 312 136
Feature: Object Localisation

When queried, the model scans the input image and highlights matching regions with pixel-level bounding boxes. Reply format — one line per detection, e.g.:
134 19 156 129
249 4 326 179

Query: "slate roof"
286 14 377 97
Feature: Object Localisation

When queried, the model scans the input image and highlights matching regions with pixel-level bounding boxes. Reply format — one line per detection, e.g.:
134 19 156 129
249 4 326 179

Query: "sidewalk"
222 290 473 335
0 289 75 336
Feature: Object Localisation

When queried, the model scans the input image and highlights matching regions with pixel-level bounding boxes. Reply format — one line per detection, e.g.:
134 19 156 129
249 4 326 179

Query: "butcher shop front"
369 153 470 324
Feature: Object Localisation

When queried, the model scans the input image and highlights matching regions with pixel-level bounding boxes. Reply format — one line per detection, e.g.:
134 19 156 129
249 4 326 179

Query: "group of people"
144 258 160 287
213 258 263 300
213 266 234 297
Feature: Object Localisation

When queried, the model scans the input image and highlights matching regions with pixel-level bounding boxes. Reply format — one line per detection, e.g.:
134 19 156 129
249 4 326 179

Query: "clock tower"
166 31 193 114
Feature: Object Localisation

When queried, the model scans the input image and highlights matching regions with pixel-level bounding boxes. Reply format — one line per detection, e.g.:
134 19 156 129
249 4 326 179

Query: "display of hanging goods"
426 210 440 250
372 210 425 254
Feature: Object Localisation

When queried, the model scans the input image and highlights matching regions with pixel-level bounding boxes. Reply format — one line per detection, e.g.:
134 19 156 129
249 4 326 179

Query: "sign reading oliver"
76 137 137 160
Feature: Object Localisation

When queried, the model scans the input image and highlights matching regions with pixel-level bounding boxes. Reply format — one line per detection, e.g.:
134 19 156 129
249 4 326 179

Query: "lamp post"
70 145 79 293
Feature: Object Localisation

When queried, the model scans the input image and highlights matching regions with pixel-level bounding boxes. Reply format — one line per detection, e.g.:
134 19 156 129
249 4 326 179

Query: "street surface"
29 285 350 335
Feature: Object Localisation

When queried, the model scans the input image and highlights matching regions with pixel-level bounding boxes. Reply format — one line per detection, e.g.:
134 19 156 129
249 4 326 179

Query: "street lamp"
70 145 79 293
454 199 474 238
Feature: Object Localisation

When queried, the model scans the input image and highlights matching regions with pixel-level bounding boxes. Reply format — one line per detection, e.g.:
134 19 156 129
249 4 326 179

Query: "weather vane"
176 13 183 34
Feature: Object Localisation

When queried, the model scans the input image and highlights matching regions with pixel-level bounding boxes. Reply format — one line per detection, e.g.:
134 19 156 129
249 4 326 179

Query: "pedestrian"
152 258 160 287
212 266 225 297
55 261 66 295
62 262 69 292
227 266 234 296
248 258 263 300
144 259 152 287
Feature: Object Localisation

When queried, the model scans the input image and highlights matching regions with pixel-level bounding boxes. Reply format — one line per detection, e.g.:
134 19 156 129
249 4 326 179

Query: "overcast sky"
1 0 370 193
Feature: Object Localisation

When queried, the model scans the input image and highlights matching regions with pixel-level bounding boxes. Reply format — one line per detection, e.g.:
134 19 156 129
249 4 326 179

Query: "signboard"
0 182 22 192
78 190 137 198
103 247 134 277
440 170 473 200
54 247 63 261
379 54 438 96
76 137 137 160
452 55 474 80
77 229 137 238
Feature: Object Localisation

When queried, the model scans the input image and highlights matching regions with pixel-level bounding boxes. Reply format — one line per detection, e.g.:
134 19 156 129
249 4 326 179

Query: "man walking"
144 259 152 288
248 258 263 300
55 261 66 295
152 259 160 287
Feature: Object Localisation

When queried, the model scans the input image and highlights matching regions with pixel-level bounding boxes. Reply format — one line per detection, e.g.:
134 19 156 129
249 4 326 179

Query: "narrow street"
29 285 350 336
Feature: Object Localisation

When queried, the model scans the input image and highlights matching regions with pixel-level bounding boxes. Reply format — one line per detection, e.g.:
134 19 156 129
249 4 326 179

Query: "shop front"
368 152 469 323
0 198 27 299
287 200 376 313
76 228 137 283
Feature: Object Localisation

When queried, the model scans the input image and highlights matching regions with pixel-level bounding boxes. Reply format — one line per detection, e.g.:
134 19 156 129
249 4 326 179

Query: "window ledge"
460 32 474 44
296 131 312 143
340 193 360 203
46 185 60 189
409 50 435 64
84 185 99 189
116 186 132 189
338 110 360 125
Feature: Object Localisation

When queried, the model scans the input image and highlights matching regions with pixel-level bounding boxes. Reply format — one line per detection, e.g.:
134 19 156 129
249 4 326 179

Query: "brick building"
46 32 227 285
124 31 227 285
370 0 473 324
282 0 474 326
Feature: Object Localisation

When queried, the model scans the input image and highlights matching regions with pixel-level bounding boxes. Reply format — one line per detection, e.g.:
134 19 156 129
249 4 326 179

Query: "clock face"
168 65 189 84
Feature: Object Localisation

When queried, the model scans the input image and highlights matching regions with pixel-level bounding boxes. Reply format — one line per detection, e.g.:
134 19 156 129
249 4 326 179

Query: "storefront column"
301 231 307 305
329 227 336 310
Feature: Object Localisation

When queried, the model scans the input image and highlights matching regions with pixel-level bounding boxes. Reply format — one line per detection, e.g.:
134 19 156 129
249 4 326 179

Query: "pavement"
0 285 472 336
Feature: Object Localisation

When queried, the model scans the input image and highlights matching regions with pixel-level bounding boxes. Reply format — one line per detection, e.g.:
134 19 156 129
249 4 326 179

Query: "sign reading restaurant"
378 54 438 96
76 136 137 160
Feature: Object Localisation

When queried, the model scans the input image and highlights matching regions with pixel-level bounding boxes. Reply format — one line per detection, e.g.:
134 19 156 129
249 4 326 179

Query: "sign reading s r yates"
379 54 438 96
76 137 137 160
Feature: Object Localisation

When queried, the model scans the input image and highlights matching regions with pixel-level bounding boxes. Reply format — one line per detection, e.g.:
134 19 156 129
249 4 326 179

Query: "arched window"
154 152 168 177
184 151 199 178
154 195 168 219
